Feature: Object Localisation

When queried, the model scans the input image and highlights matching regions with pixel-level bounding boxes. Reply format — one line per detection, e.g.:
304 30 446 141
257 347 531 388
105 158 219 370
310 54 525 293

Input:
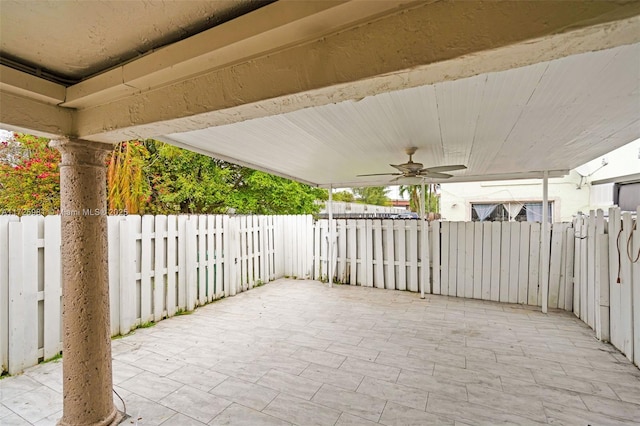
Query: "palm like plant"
107 141 150 214
399 184 439 216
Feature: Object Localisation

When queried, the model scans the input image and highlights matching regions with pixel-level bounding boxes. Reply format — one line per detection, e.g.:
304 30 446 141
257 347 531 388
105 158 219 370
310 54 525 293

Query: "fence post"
154 215 168 322
185 216 197 311
0 215 19 373
166 215 177 317
44 215 62 359
432 221 441 295
140 215 154 323
7 221 25 375
119 216 138 335
595 209 609 342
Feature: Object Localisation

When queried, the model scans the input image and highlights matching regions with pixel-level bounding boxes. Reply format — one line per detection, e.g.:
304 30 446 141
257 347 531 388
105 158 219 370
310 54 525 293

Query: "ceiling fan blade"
422 164 467 173
390 164 408 172
357 172 402 177
419 171 453 179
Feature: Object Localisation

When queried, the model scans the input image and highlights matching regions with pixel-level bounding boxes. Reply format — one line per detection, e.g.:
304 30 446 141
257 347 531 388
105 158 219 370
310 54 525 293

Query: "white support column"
420 180 427 299
328 185 334 288
50 138 123 426
541 170 549 314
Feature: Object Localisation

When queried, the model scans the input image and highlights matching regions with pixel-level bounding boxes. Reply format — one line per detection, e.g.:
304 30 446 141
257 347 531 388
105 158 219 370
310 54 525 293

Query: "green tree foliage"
145 142 233 214
331 190 355 203
0 133 60 214
1 135 326 216
352 186 391 206
228 169 325 215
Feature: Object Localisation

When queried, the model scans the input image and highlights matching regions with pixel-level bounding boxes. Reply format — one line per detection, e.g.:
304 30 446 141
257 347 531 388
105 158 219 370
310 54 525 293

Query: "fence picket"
8 221 25 374
207 215 215 300
43 216 62 360
586 214 596 327
580 218 588 322
141 215 154 323
621 212 634 361
508 222 520 304
154 215 167 321
528 222 541 306
185 217 197 310
464 222 474 298
608 208 621 348
432 221 441 295
384 220 395 290
177 215 187 308
480 222 491 300
407 220 418 292
348 219 357 286
499 223 510 303
356 220 365 285
449 222 459 297
595 209 609 342
0 215 18 372
119 216 138 334
518 222 530 305
490 222 501 302
166 216 177 316
440 222 449 296
397 221 406 291
373 221 384 289
473 222 483 299
563 226 574 312
365 220 373 286
215 215 224 297
548 224 564 309
107 216 121 336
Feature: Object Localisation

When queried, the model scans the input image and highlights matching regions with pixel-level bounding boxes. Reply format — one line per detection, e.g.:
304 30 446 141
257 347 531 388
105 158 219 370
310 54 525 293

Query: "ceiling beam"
0 89 72 138
71 0 640 143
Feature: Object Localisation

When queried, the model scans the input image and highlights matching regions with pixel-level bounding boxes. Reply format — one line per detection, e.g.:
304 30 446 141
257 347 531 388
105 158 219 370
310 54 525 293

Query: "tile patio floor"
1 279 640 425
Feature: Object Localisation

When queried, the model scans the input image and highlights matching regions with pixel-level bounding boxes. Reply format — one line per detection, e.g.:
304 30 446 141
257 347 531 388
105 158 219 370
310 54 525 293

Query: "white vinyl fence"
3 208 639 374
314 208 640 367
572 207 640 366
0 214 311 375
312 219 573 309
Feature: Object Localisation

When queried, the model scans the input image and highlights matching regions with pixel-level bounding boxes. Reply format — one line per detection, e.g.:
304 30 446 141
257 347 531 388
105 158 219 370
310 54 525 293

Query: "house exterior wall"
440 139 640 221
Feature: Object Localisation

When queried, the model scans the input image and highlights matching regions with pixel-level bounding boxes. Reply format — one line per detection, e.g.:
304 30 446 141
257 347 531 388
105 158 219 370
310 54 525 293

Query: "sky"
0 129 12 142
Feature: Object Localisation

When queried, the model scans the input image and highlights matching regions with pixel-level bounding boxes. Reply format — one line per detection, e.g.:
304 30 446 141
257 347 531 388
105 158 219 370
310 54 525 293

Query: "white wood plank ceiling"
162 43 640 188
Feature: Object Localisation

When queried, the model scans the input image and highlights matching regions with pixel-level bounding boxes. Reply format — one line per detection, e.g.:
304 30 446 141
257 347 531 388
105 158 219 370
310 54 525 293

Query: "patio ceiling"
1 1 639 188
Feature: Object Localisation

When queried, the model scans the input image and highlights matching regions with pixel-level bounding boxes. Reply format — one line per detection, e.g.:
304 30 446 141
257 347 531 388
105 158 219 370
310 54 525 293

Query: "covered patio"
2 279 640 425
1 1 640 425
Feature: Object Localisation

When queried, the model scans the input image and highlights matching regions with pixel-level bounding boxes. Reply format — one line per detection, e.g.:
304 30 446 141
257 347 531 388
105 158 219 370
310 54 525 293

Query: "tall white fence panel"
312 219 429 292
1 214 309 375
570 207 639 366
433 221 573 309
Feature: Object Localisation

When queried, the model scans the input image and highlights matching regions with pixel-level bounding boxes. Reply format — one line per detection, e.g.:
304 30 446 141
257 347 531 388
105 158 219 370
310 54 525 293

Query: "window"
471 202 552 222
614 182 640 212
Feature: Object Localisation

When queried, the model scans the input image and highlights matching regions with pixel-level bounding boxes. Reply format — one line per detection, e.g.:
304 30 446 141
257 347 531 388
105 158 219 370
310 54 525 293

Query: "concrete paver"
1 279 639 425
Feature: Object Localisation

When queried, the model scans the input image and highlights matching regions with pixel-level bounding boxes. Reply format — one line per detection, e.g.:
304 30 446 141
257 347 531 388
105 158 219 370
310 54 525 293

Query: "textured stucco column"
50 138 122 426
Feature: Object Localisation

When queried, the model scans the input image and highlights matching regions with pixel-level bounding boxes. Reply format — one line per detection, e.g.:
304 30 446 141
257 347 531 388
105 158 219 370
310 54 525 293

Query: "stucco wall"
440 139 640 221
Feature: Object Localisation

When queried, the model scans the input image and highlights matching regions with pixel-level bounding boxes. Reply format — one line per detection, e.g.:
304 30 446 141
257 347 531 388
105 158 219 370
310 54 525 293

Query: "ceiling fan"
357 147 466 182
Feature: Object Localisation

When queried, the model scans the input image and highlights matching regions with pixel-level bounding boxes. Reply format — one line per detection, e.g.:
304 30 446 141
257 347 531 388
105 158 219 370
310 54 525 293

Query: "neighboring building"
440 139 640 222
318 201 405 218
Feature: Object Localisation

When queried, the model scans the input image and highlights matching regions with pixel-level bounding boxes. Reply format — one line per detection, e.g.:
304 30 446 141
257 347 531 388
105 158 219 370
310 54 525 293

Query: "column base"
57 407 126 426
